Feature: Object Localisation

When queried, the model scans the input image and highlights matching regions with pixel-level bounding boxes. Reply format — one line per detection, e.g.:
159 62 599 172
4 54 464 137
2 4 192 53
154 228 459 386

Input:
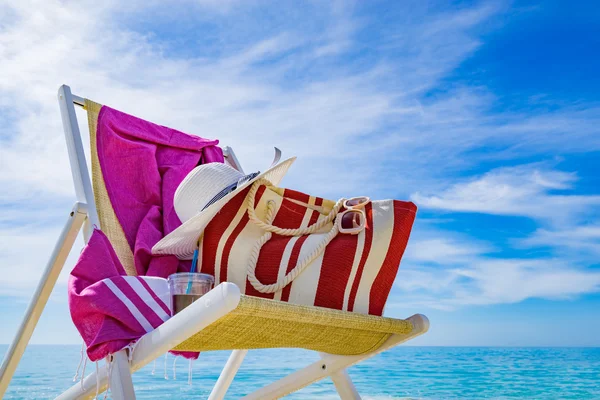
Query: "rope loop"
245 178 345 236
245 179 345 293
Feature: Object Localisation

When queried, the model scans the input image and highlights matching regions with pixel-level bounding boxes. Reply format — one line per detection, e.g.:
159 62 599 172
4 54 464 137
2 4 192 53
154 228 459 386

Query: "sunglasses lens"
346 197 369 208
340 210 364 230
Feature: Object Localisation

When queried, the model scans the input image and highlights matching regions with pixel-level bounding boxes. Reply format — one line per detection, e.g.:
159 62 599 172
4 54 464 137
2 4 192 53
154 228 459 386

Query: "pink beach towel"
68 105 223 361
95 105 224 277
69 230 171 361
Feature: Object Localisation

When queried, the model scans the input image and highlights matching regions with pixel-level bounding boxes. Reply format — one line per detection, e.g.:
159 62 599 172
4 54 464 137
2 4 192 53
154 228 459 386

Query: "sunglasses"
337 196 370 235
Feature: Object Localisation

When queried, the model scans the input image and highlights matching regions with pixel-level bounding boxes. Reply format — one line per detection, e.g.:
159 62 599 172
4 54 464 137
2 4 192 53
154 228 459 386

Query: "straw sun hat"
152 156 295 259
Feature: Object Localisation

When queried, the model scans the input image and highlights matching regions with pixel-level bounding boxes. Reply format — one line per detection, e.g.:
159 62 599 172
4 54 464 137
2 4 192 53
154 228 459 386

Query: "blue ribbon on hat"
200 171 260 211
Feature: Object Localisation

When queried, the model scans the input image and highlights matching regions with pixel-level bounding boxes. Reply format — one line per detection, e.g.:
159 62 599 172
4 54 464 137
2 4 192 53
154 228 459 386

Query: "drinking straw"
186 248 199 294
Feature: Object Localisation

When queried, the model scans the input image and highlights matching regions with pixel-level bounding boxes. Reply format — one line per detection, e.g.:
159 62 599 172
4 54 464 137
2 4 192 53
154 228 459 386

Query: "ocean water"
2 346 599 399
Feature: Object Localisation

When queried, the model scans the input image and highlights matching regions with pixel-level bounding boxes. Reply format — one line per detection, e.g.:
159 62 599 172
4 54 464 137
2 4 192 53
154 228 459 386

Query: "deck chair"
0 85 429 400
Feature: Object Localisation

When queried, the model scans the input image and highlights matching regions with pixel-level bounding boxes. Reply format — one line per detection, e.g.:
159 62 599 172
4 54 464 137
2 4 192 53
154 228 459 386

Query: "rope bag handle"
245 178 345 293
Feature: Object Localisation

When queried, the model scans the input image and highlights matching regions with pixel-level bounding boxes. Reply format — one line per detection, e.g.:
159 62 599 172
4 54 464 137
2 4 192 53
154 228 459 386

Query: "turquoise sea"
2 345 599 399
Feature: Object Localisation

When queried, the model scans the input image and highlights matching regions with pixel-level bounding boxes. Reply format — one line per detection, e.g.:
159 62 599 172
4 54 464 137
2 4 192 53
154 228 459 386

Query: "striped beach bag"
197 179 417 316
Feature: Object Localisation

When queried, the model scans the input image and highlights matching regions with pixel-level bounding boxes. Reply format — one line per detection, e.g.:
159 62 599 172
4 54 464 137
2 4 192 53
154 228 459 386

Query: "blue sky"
0 0 599 346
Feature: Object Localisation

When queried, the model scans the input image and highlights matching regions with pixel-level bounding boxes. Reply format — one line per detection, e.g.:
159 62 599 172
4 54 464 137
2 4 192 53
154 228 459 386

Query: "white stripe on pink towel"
103 279 154 332
126 278 170 322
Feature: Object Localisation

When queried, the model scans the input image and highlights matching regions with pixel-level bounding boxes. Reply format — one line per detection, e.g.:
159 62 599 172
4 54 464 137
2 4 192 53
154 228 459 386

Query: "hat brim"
152 157 296 259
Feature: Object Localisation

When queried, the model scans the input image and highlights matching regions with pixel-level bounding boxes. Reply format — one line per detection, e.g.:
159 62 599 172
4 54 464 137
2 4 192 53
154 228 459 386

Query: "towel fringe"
188 358 193 386
80 356 87 391
103 355 114 400
94 361 100 400
164 353 169 380
125 340 139 364
172 356 177 380
72 342 85 381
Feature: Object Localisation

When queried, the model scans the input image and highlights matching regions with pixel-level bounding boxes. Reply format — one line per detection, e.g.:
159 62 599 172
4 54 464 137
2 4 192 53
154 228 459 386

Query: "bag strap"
245 178 344 236
245 179 345 294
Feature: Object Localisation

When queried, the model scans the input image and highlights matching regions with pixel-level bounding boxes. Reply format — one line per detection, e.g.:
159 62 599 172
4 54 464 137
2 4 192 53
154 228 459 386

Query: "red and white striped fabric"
197 184 417 316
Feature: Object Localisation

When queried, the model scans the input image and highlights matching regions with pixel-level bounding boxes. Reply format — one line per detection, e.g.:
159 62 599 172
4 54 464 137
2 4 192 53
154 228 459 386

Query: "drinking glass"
168 272 214 315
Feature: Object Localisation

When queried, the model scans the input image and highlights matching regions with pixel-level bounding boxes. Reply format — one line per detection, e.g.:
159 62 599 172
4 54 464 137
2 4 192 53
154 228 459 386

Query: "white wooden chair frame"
0 85 429 400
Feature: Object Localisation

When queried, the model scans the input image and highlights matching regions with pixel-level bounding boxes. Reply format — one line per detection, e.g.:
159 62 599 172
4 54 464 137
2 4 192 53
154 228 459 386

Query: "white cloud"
404 237 491 264
521 225 600 256
412 164 600 223
0 224 82 296
451 258 600 305
395 234 600 310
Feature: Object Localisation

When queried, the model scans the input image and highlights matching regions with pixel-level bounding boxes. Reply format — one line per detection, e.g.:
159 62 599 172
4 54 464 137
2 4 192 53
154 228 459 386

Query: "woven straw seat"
175 295 412 355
